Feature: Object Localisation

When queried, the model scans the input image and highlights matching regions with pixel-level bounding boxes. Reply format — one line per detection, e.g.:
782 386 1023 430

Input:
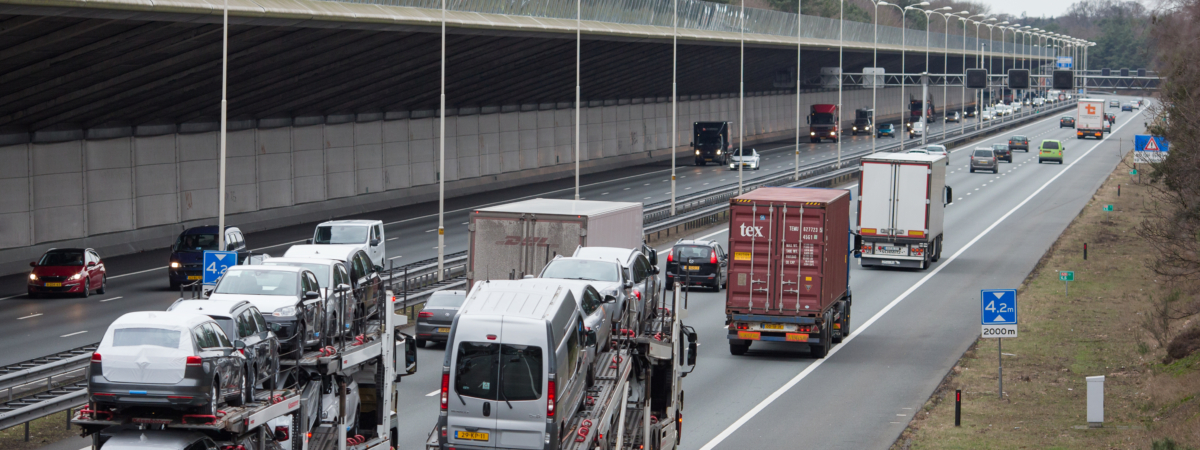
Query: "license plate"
187 275 202 280
877 246 905 255
686 265 701 271
456 431 489 441
762 323 785 330
437 327 450 333
44 282 62 287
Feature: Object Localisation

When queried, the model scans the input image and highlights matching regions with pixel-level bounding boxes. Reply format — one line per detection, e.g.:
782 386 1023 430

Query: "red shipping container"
725 187 851 318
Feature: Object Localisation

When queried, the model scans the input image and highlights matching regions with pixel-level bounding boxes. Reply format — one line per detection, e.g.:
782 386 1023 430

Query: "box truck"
807 104 839 143
692 121 731 166
857 153 952 270
467 199 644 289
725 187 854 358
1076 98 1106 139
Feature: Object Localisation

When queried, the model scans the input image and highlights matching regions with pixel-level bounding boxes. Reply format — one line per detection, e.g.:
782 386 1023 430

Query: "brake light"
666 251 673 263
186 356 202 366
860 245 873 254
546 380 556 418
91 353 101 363
418 311 434 318
736 323 748 330
910 248 925 257
710 250 718 264
440 373 449 410
633 289 642 302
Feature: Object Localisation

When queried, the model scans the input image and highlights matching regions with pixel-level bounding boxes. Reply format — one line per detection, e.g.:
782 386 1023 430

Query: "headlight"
729 164 735 169
29 273 37 281
70 271 84 280
809 132 815 136
866 126 871 130
274 306 299 317
830 132 836 136
170 261 180 268
852 126 857 130
695 150 700 155
716 149 722 155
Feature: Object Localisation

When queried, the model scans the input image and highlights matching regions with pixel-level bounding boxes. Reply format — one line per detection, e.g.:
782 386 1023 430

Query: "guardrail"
0 100 1075 437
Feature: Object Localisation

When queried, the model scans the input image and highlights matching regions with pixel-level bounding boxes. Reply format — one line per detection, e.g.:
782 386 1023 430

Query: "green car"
1038 139 1064 164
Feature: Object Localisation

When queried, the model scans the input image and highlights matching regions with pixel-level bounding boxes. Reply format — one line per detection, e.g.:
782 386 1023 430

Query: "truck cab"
692 122 730 166
807 104 839 143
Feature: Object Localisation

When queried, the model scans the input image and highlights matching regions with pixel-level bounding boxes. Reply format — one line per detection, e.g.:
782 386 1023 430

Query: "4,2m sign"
981 289 1018 338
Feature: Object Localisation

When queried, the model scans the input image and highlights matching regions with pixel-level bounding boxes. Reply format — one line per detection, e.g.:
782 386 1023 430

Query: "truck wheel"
811 315 832 358
729 341 749 356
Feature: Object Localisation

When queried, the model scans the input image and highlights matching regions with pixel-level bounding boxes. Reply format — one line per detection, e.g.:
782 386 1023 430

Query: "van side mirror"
624 281 633 289
648 249 658 266
944 186 953 205
305 239 313 244
370 238 381 246
304 291 320 300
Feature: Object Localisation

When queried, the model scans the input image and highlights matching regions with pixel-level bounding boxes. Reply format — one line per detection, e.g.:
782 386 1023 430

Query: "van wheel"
729 341 749 356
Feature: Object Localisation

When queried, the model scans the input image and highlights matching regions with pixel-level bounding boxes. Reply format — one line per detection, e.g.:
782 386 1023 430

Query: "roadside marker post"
981 289 1018 399
954 389 961 427
1059 270 1074 296
1102 204 1113 211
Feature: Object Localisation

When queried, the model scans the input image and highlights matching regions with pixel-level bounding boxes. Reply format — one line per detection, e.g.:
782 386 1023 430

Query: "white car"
728 148 760 170
909 121 925 138
308 220 386 269
982 111 994 121
923 144 949 165
1034 98 1045 106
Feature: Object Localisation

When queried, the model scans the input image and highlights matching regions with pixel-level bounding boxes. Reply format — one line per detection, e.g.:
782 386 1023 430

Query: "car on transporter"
27 248 107 298
167 299 281 393
207 265 325 352
665 239 728 291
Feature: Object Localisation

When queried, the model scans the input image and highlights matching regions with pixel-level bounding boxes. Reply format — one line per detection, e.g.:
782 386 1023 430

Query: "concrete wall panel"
33 141 82 176
136 193 176 228
180 189 216 221
88 199 133 235
0 213 30 249
0 178 29 215
34 206 84 243
86 138 131 170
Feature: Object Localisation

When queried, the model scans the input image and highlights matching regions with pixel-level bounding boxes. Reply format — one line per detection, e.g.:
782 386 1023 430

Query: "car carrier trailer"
73 291 418 450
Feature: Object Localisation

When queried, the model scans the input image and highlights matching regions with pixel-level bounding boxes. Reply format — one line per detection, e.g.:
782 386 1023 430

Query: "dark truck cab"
907 94 936 130
851 108 873 135
692 121 731 166
807 104 839 143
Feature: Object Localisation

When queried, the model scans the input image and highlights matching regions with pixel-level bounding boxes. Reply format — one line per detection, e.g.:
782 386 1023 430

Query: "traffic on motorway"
0 92 1149 450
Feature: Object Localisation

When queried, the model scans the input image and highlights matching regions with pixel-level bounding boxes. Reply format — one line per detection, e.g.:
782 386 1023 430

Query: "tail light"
186 356 202 366
418 311 434 318
910 248 925 257
666 251 673 263
736 323 748 330
440 373 449 410
633 289 642 302
91 353 101 363
546 380 556 418
860 245 873 254
710 250 718 264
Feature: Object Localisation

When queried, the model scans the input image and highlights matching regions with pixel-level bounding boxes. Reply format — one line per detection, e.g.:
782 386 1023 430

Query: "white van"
307 220 386 269
909 120 925 138
435 279 598 450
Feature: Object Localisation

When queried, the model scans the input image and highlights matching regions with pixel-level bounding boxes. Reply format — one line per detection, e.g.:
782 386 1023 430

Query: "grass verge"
892 151 1200 449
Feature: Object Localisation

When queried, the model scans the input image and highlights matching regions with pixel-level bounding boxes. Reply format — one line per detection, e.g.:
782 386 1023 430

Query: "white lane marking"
61 331 87 338
601 192 609 195
387 237 398 241
0 294 24 301
18 313 42 320
248 239 308 253
425 229 436 233
644 197 652 200
99 296 124 303
388 256 404 261
426 389 441 397
698 115 1131 450
624 188 630 190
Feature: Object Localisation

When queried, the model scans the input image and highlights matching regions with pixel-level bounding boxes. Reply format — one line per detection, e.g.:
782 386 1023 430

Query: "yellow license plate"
44 282 62 287
187 275 202 280
762 323 786 330
786 333 810 342
456 431 489 441
737 331 761 340
686 265 701 271
437 327 450 333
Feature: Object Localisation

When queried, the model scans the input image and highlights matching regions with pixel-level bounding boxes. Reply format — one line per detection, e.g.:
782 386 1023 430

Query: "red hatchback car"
28 248 107 298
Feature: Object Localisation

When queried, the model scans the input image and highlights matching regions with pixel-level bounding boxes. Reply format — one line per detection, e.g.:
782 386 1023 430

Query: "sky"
988 0 1074 18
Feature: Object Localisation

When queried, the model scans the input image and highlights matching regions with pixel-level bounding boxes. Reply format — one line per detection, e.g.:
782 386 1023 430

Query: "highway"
380 97 1144 449
0 110 1016 366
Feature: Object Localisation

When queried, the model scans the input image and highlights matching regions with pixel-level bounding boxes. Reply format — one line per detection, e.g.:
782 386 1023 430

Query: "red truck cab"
807 104 839 143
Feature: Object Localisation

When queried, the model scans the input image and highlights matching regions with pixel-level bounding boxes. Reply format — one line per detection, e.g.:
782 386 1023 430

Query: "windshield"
173 233 219 252
811 113 835 125
732 149 755 157
427 292 466 308
314 225 368 245
263 261 329 287
454 342 543 401
214 270 298 296
1043 141 1060 150
973 150 993 157
38 250 84 266
112 328 182 349
540 259 620 282
696 131 723 146
925 146 945 152
992 144 1008 151
1012 136 1027 142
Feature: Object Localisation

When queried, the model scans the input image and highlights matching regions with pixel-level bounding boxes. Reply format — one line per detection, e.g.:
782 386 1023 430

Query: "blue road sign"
202 251 237 285
1134 135 1169 164
981 289 1018 325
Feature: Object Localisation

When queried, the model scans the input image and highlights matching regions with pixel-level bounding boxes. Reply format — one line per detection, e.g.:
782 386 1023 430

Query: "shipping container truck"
692 121 731 166
1076 98 1106 139
467 199 645 290
725 187 854 358
807 104 839 143
857 153 953 270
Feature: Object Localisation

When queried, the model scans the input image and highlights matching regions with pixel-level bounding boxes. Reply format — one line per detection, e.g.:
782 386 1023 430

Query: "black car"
991 143 1013 163
1060 117 1075 128
169 299 281 393
90 311 247 416
416 290 466 347
665 239 728 291
1008 135 1029 152
964 106 977 118
208 265 326 353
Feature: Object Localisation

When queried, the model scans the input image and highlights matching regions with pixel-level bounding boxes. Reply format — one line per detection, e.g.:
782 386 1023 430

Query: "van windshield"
540 260 620 282
454 342 543 401
314 226 368 245
173 234 219 252
973 150 992 157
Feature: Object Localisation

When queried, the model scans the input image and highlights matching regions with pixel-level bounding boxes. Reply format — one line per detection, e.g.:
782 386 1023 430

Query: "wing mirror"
374 265 384 273
603 295 617 304
271 323 282 333
336 283 352 293
370 238 381 246
394 331 418 380
29 261 35 267
624 280 633 289
944 186 954 205
585 329 598 347
87 261 96 267
234 340 246 351
648 248 658 266
650 266 660 275
304 291 321 300
686 328 699 366
305 239 313 244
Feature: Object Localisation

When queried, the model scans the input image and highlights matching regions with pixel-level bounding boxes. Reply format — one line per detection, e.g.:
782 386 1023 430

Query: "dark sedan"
876 123 896 138
28 248 107 298
415 290 465 347
992 143 1013 163
1008 135 1030 152
665 240 728 291
1060 117 1075 128
169 299 281 393
1121 103 1134 112
89 311 247 417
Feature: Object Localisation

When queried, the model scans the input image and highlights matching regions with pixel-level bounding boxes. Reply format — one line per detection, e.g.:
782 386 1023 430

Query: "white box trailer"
1076 98 1106 139
467 199 644 289
857 153 952 270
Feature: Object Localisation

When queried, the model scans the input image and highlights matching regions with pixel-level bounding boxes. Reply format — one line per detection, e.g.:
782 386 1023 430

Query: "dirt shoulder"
892 151 1200 449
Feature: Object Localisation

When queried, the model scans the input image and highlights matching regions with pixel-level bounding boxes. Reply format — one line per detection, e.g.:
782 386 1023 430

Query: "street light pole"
738 0 744 194
575 0 581 201
670 0 676 214
918 7 951 146
437 0 446 280
836 0 843 167
872 1 882 155
217 0 228 252
795 0 802 177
